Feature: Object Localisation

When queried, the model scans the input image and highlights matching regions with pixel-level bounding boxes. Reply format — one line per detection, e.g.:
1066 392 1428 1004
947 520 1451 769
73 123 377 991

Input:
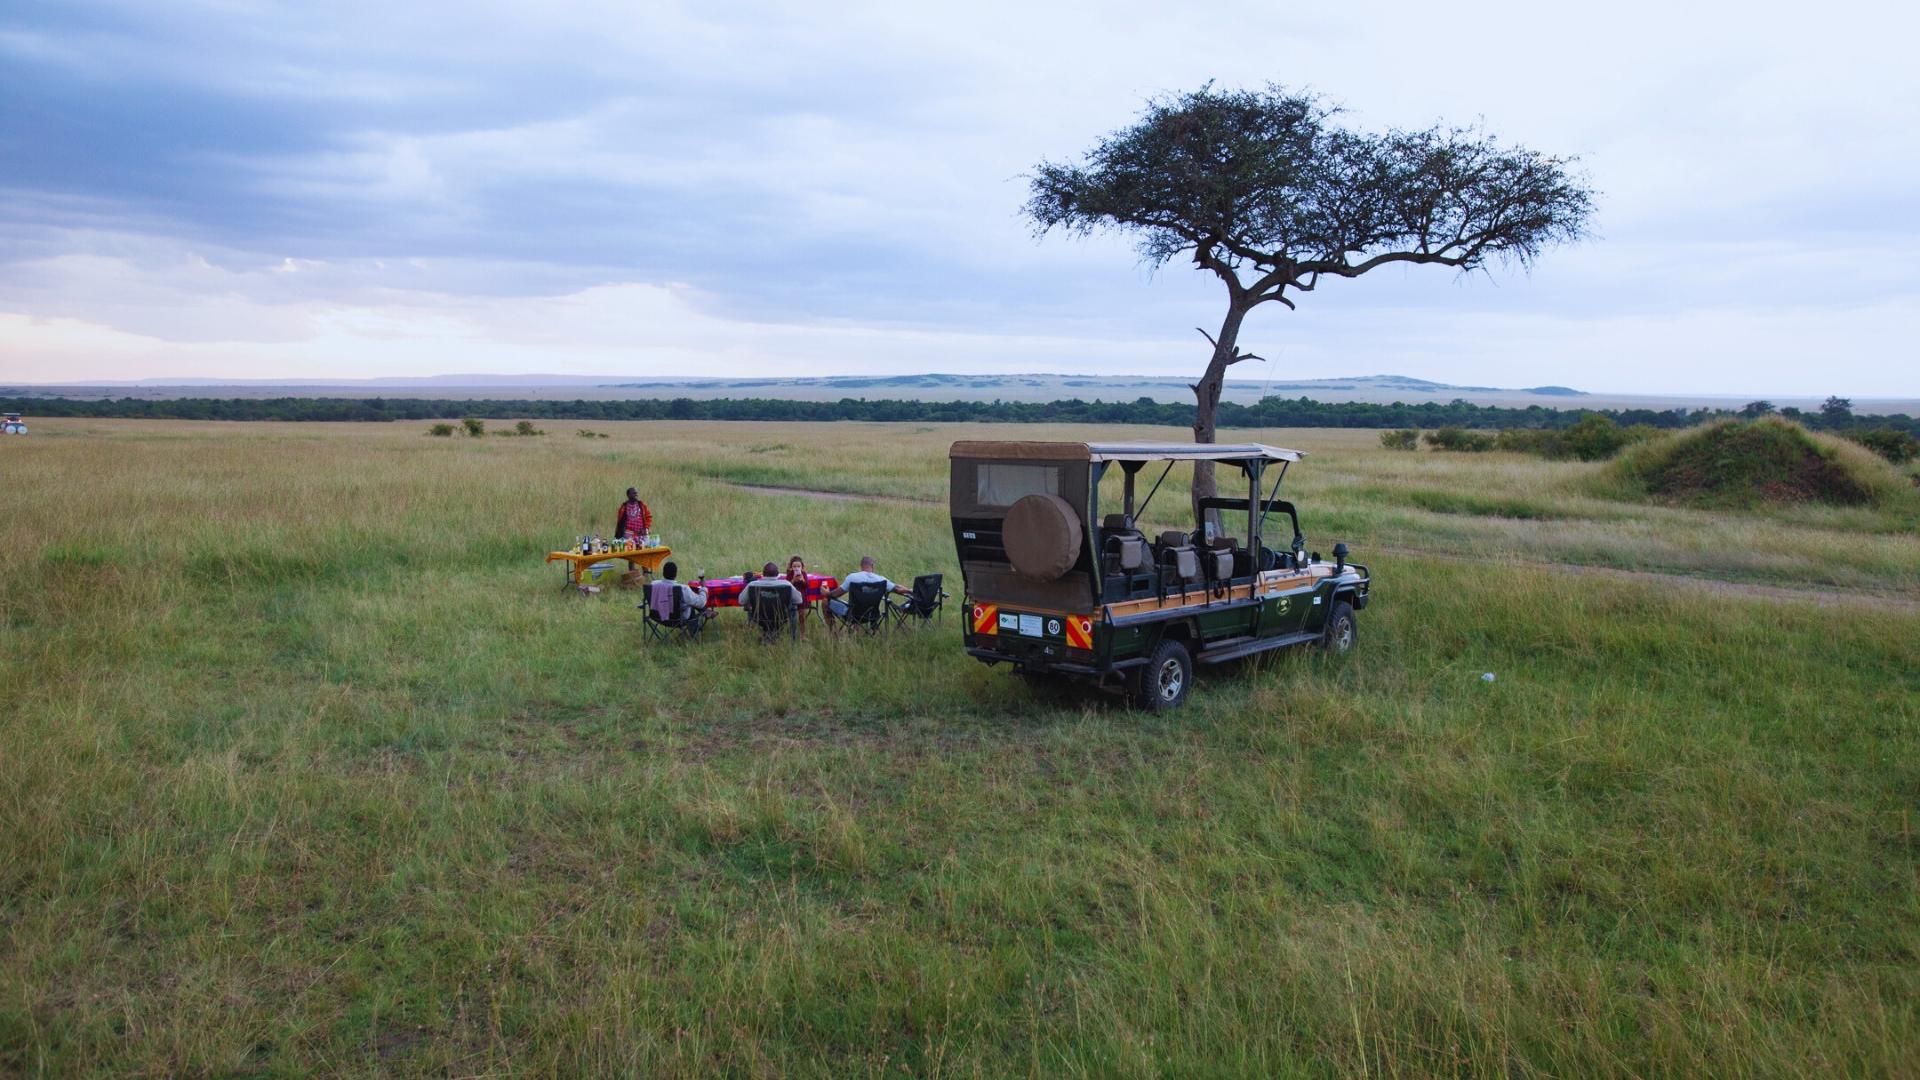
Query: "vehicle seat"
1102 513 1148 572
1157 530 1200 584
1206 537 1237 582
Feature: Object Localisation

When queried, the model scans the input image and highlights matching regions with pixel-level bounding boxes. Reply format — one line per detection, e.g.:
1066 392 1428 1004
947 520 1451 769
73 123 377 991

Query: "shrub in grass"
1558 414 1635 460
576 429 609 438
460 417 485 437
1494 427 1557 455
1495 416 1649 461
427 423 455 437
1600 417 1913 509
1847 427 1920 465
1423 427 1495 452
513 420 545 436
1379 429 1419 451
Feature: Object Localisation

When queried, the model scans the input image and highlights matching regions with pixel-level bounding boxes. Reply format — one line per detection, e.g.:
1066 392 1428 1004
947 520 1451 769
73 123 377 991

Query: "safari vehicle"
950 440 1370 710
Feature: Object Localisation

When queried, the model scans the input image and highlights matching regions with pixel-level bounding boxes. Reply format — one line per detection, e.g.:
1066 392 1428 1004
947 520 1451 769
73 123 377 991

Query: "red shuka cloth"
616 500 652 537
694 574 838 608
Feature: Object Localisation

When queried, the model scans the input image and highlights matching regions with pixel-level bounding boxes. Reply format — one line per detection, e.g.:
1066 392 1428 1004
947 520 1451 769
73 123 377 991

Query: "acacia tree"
1025 84 1595 505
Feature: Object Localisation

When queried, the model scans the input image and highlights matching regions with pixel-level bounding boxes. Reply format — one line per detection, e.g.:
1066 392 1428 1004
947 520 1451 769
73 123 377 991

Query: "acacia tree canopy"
1025 83 1596 504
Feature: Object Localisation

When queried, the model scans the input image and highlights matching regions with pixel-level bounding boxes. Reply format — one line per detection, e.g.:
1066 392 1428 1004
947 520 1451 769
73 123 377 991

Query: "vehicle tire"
1320 600 1357 654
1128 638 1192 711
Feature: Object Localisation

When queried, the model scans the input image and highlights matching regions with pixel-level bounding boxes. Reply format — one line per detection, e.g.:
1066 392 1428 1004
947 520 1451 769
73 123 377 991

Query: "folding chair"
888 573 948 628
640 582 714 644
839 580 890 637
743 581 798 643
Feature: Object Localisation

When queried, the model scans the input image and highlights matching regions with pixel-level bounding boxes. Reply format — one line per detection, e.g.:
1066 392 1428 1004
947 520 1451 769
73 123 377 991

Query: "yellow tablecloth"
545 546 672 585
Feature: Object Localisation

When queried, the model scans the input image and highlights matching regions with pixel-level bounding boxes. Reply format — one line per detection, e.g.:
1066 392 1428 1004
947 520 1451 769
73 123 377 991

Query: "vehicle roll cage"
1092 447 1305 558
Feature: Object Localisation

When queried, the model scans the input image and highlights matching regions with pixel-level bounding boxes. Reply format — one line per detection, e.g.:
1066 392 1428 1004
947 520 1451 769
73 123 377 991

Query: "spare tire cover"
1003 493 1083 581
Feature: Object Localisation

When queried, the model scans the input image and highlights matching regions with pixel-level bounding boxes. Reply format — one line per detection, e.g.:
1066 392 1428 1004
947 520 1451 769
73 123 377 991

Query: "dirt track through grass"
728 481 937 507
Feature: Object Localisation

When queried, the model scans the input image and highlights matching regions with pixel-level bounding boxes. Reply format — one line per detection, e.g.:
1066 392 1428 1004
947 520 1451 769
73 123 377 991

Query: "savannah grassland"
2 418 1916 1077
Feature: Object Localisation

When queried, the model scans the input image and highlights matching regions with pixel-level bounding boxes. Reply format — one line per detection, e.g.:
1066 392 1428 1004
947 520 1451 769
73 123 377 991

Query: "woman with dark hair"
786 555 815 627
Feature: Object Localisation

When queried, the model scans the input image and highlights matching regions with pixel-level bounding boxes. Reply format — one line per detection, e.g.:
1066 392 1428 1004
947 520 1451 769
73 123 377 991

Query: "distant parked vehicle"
1 412 26 435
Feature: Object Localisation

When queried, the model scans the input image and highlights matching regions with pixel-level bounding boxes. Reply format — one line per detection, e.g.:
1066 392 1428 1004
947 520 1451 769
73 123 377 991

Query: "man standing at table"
614 487 652 542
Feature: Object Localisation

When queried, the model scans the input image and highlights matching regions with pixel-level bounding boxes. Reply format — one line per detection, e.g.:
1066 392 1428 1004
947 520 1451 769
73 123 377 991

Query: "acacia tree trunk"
1191 300 1250 522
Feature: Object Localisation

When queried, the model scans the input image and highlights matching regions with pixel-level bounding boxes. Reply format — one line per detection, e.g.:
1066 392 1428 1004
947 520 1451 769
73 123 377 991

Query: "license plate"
1018 614 1043 637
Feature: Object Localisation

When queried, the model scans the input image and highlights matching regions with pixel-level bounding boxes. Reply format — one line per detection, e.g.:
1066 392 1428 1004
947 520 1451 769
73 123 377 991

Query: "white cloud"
1 0 1916 393
2 245 1912 395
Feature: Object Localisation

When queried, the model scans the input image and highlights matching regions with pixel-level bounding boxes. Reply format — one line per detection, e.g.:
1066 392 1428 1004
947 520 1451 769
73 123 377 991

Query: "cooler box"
577 560 622 587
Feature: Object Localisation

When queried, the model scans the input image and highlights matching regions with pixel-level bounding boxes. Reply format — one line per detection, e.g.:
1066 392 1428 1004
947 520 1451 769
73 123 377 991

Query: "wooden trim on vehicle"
974 571 1324 622
1104 570 1314 619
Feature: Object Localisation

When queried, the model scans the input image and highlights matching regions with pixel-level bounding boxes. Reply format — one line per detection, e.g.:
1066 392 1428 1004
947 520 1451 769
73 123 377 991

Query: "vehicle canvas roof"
950 440 1304 464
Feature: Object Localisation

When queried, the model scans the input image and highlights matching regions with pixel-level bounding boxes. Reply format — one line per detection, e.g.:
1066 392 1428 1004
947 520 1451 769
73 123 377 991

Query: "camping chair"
839 580 890 636
640 581 714 645
888 573 948 628
743 581 798 643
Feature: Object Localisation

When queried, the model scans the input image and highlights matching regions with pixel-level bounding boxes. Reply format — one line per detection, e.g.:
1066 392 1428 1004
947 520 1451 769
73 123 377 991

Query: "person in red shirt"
614 487 652 540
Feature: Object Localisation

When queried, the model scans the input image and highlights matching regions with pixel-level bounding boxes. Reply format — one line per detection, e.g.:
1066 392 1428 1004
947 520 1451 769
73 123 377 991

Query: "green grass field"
3 419 1916 1076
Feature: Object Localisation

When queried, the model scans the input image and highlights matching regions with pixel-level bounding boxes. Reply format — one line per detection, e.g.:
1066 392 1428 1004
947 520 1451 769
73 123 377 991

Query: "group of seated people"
646 554 913 631
740 553 912 628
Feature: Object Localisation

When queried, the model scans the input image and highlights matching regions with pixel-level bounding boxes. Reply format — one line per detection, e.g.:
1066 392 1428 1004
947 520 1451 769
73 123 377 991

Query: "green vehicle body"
949 440 1370 705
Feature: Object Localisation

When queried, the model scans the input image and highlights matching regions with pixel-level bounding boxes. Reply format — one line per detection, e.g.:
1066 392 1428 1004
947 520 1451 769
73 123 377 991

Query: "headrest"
1158 530 1191 548
1210 537 1238 550
1102 514 1131 531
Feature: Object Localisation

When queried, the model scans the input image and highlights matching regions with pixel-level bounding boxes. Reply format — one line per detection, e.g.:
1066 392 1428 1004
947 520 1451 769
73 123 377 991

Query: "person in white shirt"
825 555 911 621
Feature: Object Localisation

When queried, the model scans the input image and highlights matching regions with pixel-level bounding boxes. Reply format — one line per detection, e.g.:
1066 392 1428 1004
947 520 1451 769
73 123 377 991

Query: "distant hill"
601 373 1574 403
5 373 1914 415
14 371 1584 406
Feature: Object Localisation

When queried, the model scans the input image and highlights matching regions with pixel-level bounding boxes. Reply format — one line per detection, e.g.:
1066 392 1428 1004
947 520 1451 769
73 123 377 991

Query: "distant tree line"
6 393 1917 439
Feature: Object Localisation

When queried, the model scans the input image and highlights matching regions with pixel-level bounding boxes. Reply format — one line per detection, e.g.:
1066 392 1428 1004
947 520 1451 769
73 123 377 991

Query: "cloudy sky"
2 0 1915 394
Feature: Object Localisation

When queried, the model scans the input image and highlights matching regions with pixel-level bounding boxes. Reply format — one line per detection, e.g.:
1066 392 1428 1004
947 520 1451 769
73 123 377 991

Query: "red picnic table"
693 573 839 608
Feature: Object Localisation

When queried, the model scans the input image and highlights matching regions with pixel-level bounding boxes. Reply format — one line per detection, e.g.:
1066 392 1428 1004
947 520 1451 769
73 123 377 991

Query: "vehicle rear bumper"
965 646 1142 676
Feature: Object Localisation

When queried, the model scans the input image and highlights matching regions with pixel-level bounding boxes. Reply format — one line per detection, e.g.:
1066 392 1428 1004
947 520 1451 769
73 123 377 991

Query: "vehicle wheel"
1320 600 1357 654
1129 639 1192 711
